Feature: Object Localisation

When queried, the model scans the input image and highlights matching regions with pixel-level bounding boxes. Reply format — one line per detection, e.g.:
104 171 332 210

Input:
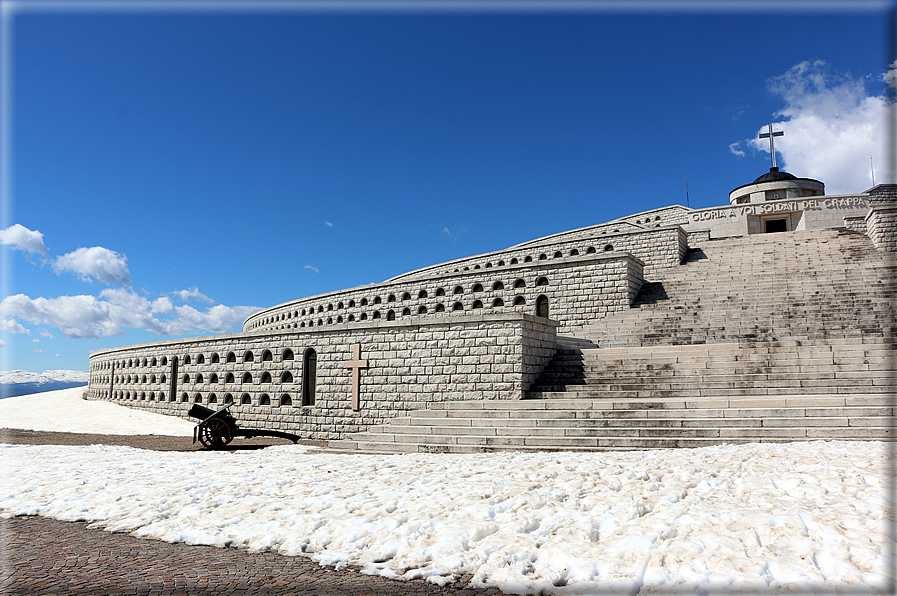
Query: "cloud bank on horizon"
730 60 895 194
1 227 258 340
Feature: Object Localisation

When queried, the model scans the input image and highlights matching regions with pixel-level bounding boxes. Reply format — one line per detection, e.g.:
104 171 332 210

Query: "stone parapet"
867 184 897 203
386 226 683 283
843 216 867 234
686 229 711 245
88 313 558 441
865 200 897 252
509 205 691 249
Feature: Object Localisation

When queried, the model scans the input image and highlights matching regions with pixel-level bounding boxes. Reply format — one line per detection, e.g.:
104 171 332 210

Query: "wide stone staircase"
576 228 896 347
325 228 895 454
527 339 894 399
323 393 892 454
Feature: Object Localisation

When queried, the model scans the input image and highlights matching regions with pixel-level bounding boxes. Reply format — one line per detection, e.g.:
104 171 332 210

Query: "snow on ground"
0 386 194 435
1 439 893 594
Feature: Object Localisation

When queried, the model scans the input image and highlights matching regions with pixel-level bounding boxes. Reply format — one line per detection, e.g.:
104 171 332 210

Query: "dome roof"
752 167 797 184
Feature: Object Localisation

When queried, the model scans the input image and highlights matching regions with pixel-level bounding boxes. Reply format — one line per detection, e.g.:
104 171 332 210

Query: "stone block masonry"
868 184 897 203
88 314 557 441
243 252 644 336
509 206 690 249
866 200 897 252
386 226 683 281
843 216 867 234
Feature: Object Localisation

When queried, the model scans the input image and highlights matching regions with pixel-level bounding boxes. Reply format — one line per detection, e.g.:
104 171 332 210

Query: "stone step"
325 430 893 454
553 359 895 371
530 384 897 397
580 322 896 334
393 416 892 432
400 408 892 429
324 392 895 453
471 405 887 419
529 386 896 399
425 394 893 409
352 425 895 444
551 353 894 365
534 370 897 382
582 322 895 332
536 364 897 375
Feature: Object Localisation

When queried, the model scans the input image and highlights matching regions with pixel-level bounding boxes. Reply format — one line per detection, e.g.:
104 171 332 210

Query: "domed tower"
728 166 825 205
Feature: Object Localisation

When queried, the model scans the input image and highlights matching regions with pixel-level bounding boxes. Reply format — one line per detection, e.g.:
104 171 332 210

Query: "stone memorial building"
87 165 897 453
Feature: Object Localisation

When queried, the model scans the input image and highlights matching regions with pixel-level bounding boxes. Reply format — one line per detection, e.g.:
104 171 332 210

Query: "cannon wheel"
198 418 233 449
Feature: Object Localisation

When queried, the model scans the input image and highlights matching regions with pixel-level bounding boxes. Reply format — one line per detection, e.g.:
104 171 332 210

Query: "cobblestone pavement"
2 431 505 596
2 516 505 596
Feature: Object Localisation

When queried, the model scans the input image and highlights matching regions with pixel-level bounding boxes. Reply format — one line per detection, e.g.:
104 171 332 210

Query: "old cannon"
188 402 301 449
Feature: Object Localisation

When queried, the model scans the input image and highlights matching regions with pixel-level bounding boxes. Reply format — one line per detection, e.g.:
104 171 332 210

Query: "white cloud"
442 227 450 236
745 60 892 194
324 221 334 228
161 303 259 336
0 318 29 334
0 224 49 256
883 59 897 89
728 143 745 157
0 339 9 347
30 349 47 354
1 293 137 339
151 296 175 315
0 290 258 340
40 330 55 339
172 287 214 304
304 265 320 273
53 246 132 286
32 339 40 343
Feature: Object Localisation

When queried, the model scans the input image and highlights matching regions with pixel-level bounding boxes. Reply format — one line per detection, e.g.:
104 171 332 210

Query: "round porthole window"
773 193 780 199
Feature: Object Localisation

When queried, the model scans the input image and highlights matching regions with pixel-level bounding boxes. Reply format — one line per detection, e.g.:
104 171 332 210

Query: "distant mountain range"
0 370 89 398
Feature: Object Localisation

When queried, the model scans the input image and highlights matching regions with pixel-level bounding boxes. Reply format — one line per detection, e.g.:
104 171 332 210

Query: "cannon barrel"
188 403 217 420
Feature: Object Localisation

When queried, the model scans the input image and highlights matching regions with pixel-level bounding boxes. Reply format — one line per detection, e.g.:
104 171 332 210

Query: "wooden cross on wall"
344 343 369 411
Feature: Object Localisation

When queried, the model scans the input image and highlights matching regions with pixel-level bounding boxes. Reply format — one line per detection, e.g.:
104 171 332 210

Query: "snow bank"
0 386 194 436
1 440 892 594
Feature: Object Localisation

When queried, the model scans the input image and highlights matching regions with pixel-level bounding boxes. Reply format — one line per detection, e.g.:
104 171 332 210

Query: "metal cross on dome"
759 123 784 169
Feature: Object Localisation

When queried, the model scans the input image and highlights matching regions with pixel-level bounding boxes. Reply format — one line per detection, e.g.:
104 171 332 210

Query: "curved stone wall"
89 314 558 440
242 252 644 335
511 206 690 248
387 225 686 283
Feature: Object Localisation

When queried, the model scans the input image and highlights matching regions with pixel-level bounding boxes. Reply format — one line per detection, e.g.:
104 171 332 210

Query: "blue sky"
1 1 893 373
